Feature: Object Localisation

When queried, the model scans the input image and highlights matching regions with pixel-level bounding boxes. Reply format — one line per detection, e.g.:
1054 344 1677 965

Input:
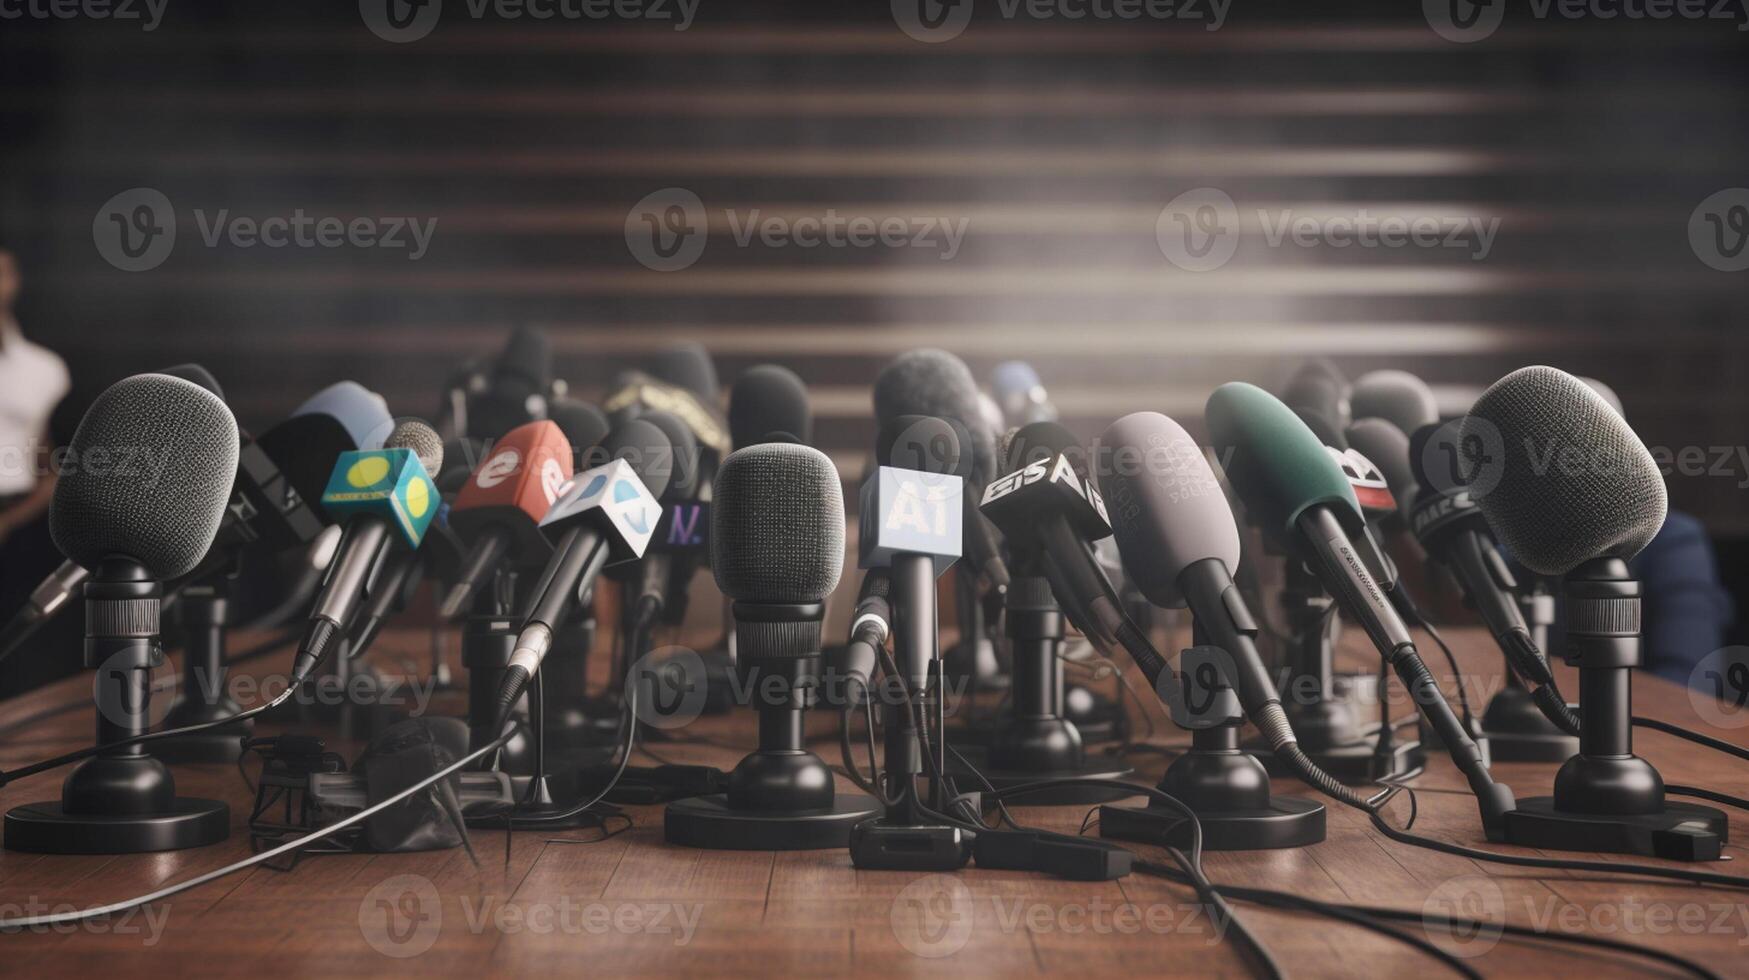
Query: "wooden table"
1 623 1746 978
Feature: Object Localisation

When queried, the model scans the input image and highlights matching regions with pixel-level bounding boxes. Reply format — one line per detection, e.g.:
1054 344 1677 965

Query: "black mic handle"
522 526 603 632
1295 507 1416 659
440 529 510 619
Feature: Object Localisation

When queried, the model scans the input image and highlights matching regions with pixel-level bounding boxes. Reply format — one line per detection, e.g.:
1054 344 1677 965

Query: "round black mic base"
467 801 622 831
946 747 1135 805
1098 796 1325 851
5 798 230 854
1476 687 1579 763
1503 797 1726 862
663 792 881 850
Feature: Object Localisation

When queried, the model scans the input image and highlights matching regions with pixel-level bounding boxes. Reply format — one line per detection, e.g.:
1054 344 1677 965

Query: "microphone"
468 325 553 439
616 409 702 631
979 421 1119 646
1352 370 1440 438
289 419 444 683
548 397 611 466
1460 366 1722 859
439 420 576 619
729 364 811 447
491 419 670 731
1208 382 1514 835
649 341 721 403
1344 418 1418 534
990 360 1058 426
1282 358 1351 431
260 380 395 513
1096 412 1294 748
873 349 1009 591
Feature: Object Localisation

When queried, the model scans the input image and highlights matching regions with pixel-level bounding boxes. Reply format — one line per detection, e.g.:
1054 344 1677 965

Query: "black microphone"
616 409 702 632
874 349 1009 591
729 364 812 448
491 419 670 731
1208 382 1514 836
467 325 553 439
290 420 445 683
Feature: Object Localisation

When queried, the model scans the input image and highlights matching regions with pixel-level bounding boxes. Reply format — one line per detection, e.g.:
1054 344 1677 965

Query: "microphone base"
1099 798 1325 852
1503 797 1726 862
849 819 972 871
663 792 881 851
5 797 230 854
945 745 1135 806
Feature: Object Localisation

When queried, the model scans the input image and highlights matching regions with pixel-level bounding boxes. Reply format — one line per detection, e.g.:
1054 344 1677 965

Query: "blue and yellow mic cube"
319 448 439 548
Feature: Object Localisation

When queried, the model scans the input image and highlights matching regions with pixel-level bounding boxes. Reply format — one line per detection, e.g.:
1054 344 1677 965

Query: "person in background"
0 249 75 697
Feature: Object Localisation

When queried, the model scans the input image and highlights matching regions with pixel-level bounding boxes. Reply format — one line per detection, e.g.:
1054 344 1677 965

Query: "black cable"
1413 615 1477 731
0 731 513 931
507 635 641 828
1633 716 1749 763
1667 784 1749 811
1134 859 1479 980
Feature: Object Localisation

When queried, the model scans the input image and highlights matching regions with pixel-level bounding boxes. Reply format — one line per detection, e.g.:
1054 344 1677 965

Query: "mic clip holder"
1501 559 1725 861
1101 644 1325 851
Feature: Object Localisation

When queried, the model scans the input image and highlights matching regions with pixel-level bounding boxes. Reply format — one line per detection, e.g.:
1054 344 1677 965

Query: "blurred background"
1 2 1747 663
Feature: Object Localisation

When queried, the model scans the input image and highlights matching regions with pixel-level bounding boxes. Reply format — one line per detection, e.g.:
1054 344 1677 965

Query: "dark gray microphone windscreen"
872 349 995 485
158 364 224 402
1461 365 1666 576
638 410 700 500
1097 412 1241 608
729 364 812 448
547 398 611 459
1282 359 1350 429
710 443 844 603
385 419 443 477
650 342 720 400
1352 370 1440 436
50 373 240 581
876 415 964 476
598 417 675 500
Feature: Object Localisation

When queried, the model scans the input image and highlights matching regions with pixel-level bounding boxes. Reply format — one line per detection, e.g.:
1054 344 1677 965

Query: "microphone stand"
1101 622 1324 851
5 558 230 853
155 569 252 763
849 553 972 869
1500 558 1725 861
946 572 1131 804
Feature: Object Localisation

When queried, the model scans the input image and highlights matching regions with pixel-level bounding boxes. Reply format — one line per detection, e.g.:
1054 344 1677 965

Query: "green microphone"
1206 382 1515 839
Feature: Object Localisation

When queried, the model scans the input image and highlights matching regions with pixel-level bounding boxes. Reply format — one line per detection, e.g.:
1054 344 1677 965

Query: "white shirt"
0 319 70 496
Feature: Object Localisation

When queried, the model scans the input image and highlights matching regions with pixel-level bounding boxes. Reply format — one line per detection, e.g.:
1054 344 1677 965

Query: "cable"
1633 716 1749 763
1413 614 1476 731
1667 784 1749 811
504 660 639 827
0 731 513 932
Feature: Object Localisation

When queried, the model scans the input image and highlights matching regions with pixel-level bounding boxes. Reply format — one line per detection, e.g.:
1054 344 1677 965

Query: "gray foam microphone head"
877 415 965 477
873 349 995 486
729 364 812 448
1352 370 1440 436
1580 377 1625 419
710 443 845 605
547 397 611 461
650 341 720 401
638 409 700 500
1283 358 1351 430
50 373 240 581
1461 365 1666 576
598 417 675 500
1097 412 1241 608
158 364 225 402
384 419 443 477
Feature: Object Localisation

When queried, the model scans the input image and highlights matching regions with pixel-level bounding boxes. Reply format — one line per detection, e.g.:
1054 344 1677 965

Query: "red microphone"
439 420 574 618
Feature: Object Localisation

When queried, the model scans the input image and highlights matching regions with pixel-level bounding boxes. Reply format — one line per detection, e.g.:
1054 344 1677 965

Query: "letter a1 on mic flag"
320 447 440 547
858 466 962 576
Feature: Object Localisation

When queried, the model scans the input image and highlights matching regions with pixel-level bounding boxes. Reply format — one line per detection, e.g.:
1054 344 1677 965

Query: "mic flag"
858 466 963 576
541 457 662 563
979 450 1111 542
603 373 731 457
319 447 439 548
451 420 574 560
653 502 711 554
1327 445 1397 517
